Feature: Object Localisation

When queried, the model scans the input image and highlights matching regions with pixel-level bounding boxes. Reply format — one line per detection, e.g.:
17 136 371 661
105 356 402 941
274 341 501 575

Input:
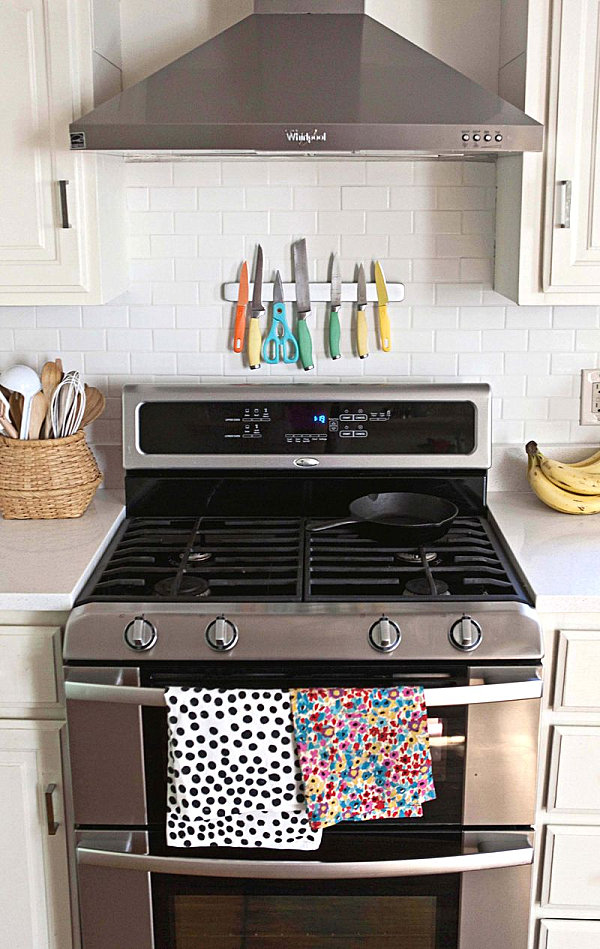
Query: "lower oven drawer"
75 829 533 949
65 663 542 828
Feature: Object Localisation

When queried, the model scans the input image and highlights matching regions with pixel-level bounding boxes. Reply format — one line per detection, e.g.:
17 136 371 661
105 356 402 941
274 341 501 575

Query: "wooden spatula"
28 391 47 439
41 360 63 438
0 403 18 438
82 386 106 428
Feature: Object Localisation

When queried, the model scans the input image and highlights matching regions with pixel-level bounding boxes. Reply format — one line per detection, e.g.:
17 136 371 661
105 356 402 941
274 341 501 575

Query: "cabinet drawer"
542 826 600 909
0 627 61 711
554 630 600 711
548 726 600 813
539 919 600 948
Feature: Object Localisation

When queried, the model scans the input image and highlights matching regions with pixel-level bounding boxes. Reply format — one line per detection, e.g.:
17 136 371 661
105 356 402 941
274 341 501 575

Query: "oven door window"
151 833 459 949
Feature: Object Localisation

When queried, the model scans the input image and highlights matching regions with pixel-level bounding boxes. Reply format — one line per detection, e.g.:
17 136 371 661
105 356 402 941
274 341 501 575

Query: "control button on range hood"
70 3 542 155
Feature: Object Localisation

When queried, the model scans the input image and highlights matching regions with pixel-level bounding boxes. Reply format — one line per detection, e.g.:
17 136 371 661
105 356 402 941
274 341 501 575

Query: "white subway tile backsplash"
390 187 436 210
366 211 412 234
342 187 388 210
60 328 105 351
172 163 221 186
150 188 197 211
414 211 461 234
6 158 598 459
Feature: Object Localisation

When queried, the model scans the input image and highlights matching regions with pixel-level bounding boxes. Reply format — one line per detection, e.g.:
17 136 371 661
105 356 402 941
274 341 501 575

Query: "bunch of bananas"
526 441 600 514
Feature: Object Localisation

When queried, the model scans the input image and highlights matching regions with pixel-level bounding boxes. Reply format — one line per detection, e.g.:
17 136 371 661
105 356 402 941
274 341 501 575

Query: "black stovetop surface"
76 513 528 605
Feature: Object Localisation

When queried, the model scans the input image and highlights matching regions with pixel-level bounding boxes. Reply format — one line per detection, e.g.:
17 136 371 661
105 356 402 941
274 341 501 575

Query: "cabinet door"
0 722 73 949
0 0 87 292
545 0 600 290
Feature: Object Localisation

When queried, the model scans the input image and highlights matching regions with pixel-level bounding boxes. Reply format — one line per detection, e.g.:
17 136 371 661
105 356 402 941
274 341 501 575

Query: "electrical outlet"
580 369 600 424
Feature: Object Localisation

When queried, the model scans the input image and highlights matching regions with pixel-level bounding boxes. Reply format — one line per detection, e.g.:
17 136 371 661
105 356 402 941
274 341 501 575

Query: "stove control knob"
449 614 482 651
124 616 157 651
205 615 238 652
368 616 401 653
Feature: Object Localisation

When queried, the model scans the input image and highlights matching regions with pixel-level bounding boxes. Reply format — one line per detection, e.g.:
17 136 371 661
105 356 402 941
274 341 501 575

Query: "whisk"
50 371 86 438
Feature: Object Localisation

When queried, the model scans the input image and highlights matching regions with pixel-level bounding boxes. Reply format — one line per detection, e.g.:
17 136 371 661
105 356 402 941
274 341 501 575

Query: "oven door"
64 662 542 828
75 828 533 949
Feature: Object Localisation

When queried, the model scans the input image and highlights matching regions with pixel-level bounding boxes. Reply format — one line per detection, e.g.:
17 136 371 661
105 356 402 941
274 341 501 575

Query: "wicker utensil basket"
0 430 102 519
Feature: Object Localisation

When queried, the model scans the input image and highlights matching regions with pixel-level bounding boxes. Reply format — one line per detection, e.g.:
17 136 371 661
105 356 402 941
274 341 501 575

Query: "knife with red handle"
233 261 249 352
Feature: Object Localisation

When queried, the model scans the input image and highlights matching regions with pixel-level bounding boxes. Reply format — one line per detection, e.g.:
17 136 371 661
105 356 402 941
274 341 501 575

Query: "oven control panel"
138 399 476 456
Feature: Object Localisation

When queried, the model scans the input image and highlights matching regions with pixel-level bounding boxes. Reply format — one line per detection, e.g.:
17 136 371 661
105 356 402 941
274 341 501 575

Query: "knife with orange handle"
232 261 249 353
375 260 391 352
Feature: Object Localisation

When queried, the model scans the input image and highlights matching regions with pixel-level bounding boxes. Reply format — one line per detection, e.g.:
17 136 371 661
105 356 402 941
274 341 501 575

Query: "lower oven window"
152 875 458 949
151 832 460 949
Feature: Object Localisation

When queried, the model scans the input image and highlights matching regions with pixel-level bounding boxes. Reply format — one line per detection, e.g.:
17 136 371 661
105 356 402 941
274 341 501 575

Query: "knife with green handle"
329 253 342 360
293 238 314 371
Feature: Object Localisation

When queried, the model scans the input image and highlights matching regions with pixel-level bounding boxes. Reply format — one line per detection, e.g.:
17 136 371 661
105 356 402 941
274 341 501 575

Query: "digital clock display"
313 414 327 424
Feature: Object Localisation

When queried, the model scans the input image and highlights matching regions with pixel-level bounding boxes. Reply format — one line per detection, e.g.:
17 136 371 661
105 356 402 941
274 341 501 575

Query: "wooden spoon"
81 386 106 428
0 403 18 438
41 360 63 438
9 392 23 431
28 391 47 439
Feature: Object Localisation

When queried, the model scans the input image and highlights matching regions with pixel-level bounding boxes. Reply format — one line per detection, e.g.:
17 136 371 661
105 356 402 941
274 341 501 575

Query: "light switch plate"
580 369 600 424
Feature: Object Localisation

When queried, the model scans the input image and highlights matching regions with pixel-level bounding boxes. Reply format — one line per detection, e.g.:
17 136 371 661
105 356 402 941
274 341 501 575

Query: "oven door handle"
76 834 533 879
64 678 542 707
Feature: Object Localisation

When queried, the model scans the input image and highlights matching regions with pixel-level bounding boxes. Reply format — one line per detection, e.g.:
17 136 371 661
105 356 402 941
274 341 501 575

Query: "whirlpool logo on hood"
285 128 327 144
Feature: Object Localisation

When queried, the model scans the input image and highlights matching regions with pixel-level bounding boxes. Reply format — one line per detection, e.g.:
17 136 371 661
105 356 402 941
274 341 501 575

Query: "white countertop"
0 490 125 611
488 490 600 612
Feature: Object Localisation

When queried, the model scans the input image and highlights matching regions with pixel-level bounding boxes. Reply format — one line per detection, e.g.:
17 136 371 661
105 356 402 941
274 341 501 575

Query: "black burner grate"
306 517 525 601
78 515 527 604
82 517 304 602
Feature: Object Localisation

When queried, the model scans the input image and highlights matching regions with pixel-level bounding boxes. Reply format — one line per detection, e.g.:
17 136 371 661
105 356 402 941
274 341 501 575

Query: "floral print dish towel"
290 686 435 831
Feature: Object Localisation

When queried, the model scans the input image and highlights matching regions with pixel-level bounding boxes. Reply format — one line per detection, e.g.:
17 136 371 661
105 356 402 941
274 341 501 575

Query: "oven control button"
205 615 239 651
124 616 157 651
449 615 482 651
368 616 401 653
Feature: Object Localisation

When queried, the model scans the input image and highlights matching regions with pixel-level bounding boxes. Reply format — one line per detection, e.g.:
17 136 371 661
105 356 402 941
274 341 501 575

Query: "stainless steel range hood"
70 1 543 155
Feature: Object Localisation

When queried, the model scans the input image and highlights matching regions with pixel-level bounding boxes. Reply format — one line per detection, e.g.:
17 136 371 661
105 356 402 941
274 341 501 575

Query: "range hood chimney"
70 1 542 155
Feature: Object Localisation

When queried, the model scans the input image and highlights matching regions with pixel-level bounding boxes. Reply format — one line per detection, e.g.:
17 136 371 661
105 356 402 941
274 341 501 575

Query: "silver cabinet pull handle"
557 179 572 228
45 784 59 836
65 678 541 707
58 180 71 229
77 842 533 879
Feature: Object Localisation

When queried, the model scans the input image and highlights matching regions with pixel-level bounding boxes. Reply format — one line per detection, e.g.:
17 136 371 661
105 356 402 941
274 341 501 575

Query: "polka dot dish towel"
290 686 436 831
165 688 323 850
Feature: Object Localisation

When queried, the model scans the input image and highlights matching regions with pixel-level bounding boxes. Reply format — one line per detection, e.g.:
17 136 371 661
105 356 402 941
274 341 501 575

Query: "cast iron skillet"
311 492 459 547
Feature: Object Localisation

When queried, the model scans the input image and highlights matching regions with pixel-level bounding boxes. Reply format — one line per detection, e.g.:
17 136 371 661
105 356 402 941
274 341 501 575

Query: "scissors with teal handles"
262 271 299 364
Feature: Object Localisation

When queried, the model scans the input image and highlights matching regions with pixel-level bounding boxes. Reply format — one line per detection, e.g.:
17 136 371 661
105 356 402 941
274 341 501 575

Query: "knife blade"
374 261 391 353
357 263 368 359
233 261 249 353
248 245 264 370
329 253 342 360
293 239 313 371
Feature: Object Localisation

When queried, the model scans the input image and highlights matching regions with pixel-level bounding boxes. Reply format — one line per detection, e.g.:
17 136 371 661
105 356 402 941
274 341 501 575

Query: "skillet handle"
309 519 358 533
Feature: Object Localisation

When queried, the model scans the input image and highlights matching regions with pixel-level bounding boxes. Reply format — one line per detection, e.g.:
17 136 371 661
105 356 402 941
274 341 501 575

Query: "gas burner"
395 550 438 564
186 551 213 563
154 575 210 598
403 578 450 597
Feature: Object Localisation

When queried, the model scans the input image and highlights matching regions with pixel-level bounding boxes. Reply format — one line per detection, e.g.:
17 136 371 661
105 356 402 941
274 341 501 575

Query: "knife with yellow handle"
375 260 391 352
356 263 368 359
248 244 264 369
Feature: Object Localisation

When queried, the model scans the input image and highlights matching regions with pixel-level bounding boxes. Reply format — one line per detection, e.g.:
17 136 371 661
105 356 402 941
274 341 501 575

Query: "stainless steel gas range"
63 383 542 949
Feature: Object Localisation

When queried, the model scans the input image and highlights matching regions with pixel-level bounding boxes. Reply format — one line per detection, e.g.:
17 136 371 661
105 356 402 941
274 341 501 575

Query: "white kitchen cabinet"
538 918 600 948
0 0 126 305
547 725 600 813
0 721 73 949
553 629 600 711
495 0 600 303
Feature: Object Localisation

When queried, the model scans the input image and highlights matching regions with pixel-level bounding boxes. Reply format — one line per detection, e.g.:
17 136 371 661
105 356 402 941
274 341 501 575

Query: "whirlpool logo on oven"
285 128 328 144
